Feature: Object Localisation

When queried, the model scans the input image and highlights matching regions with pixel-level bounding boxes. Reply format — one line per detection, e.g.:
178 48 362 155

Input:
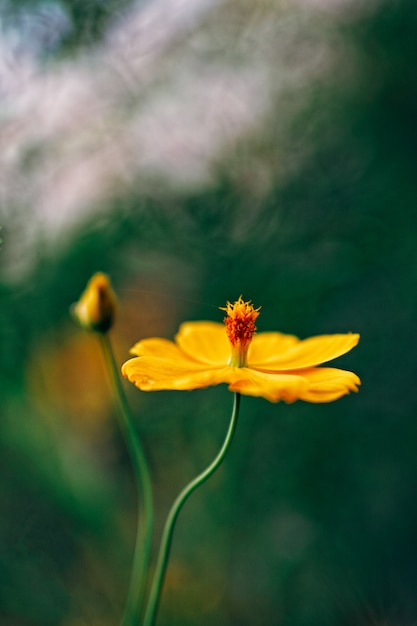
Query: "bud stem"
99 334 154 626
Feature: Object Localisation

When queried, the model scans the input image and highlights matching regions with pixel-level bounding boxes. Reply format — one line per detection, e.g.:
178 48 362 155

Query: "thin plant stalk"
99 334 154 626
143 392 241 626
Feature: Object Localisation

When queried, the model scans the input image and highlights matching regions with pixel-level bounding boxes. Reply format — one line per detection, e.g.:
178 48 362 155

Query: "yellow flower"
122 297 360 403
71 272 117 333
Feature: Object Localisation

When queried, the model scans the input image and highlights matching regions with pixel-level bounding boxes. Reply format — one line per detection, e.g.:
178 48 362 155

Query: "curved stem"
99 334 154 626
143 392 241 626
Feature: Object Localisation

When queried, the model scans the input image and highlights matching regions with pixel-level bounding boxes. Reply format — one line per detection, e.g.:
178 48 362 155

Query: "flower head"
221 296 260 367
71 272 117 333
122 297 360 403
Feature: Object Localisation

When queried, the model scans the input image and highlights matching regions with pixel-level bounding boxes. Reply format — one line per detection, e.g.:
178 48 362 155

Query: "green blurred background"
1 0 417 624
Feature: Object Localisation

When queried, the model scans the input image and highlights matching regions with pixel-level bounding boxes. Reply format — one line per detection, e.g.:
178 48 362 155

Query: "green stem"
143 392 241 626
99 334 154 626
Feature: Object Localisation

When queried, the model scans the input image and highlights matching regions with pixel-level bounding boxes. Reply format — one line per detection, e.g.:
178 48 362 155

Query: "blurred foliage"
58 0 133 51
2 0 417 625
0 0 135 55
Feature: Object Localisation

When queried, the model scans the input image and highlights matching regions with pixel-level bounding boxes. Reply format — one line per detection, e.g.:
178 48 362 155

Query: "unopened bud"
71 272 117 333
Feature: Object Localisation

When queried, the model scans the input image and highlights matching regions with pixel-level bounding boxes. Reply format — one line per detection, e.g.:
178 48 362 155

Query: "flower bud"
71 272 117 333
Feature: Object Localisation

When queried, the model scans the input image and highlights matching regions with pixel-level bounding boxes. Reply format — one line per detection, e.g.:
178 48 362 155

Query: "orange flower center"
221 296 260 367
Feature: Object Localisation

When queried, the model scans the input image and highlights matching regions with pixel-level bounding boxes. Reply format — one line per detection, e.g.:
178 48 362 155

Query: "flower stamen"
221 296 260 367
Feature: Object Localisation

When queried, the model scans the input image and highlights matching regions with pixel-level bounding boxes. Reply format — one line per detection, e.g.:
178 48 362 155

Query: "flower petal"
122 356 233 391
130 337 185 360
227 368 309 403
249 332 360 370
248 332 299 364
175 321 230 365
295 367 361 403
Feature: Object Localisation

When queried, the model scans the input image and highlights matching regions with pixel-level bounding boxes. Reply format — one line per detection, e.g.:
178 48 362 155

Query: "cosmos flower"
122 297 360 403
71 272 117 333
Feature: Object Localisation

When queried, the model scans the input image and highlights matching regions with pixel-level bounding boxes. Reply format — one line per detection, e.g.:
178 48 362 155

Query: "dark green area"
2 0 417 624
1 0 135 54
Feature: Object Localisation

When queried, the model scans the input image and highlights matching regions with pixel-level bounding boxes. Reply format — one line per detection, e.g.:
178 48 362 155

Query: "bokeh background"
1 0 417 624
